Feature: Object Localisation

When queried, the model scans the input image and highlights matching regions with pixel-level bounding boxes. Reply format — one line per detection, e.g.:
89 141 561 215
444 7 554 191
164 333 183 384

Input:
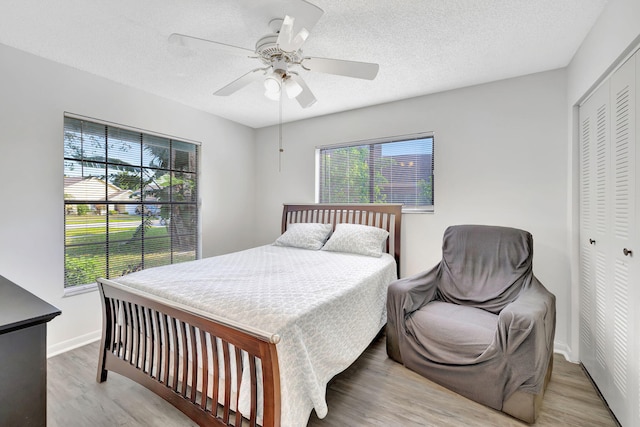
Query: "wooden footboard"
96 278 281 427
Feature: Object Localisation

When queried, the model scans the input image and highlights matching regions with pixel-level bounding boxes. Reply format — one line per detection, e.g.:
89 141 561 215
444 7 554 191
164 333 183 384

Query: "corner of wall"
554 341 578 364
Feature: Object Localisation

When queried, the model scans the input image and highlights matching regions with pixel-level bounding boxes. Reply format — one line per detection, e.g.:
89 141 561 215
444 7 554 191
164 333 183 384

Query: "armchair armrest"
386 265 439 363
390 266 441 312
496 276 556 394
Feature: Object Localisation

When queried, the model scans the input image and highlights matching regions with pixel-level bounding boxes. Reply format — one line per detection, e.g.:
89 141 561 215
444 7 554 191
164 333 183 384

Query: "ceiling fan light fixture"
264 73 281 93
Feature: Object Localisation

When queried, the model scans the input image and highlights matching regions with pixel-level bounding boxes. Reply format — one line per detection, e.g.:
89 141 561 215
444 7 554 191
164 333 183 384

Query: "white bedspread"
113 244 397 426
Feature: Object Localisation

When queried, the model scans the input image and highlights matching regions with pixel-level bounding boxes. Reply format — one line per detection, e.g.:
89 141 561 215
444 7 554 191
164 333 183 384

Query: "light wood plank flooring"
48 334 616 426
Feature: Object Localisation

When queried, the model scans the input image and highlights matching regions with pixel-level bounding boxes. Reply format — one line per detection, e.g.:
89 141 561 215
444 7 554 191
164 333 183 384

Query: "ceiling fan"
168 0 379 108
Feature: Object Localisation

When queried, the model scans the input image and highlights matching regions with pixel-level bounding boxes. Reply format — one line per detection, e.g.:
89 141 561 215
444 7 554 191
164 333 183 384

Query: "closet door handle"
623 248 632 256
589 239 596 245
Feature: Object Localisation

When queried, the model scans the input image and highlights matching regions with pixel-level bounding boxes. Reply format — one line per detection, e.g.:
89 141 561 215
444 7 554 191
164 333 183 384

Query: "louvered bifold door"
579 85 597 376
579 79 611 393
607 52 638 427
634 51 640 427
579 52 640 427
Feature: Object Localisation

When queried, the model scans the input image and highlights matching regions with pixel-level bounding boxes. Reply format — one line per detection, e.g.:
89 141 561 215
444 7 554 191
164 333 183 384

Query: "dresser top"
0 275 61 334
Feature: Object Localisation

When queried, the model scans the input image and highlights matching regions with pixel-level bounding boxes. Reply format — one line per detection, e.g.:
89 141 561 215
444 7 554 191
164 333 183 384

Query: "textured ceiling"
0 0 607 128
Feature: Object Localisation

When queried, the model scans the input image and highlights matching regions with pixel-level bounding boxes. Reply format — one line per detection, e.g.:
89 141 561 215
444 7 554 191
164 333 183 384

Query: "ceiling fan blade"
302 57 379 80
276 15 308 53
289 74 317 108
214 69 265 96
286 0 324 31
276 0 324 52
169 33 255 58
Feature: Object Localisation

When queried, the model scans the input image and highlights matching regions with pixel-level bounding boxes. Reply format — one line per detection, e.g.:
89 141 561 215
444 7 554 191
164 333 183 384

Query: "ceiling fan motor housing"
255 31 302 67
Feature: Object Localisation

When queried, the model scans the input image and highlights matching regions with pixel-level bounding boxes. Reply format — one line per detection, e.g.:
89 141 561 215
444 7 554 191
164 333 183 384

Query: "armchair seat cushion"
407 301 498 363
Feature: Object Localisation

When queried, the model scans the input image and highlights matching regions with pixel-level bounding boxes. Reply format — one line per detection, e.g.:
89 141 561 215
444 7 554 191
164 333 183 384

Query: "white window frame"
315 132 434 213
63 113 201 295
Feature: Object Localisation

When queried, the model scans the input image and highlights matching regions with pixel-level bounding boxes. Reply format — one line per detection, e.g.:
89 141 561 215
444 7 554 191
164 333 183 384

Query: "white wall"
254 69 570 350
0 43 256 355
565 0 640 360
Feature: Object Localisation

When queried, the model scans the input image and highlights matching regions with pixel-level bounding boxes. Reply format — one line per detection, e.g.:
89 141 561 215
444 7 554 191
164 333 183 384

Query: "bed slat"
189 325 198 402
212 336 220 414
148 308 156 378
234 346 243 427
222 340 232 424
170 318 179 391
161 314 170 385
249 355 258 426
134 304 141 366
139 306 147 371
199 329 209 410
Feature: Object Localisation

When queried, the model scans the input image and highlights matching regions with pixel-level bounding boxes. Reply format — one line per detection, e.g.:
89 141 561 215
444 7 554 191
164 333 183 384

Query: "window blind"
63 116 199 288
317 135 434 212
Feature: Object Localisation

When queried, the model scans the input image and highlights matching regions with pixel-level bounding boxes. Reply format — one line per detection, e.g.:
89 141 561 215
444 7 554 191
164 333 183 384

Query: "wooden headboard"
282 203 402 275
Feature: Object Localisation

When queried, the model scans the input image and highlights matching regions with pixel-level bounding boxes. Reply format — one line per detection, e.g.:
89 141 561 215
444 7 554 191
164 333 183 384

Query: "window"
317 133 434 212
63 115 199 289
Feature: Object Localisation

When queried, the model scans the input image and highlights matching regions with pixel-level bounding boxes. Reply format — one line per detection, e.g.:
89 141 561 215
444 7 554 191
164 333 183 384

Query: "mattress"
112 244 397 426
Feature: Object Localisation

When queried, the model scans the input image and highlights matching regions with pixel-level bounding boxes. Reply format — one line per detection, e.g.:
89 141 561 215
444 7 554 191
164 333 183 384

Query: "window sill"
402 208 434 214
63 282 98 298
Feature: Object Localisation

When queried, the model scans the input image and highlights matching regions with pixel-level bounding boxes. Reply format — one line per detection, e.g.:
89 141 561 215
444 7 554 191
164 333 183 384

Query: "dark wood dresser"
0 275 61 426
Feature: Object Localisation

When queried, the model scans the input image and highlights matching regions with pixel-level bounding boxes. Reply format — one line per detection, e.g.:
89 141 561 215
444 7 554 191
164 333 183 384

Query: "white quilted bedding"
113 244 397 426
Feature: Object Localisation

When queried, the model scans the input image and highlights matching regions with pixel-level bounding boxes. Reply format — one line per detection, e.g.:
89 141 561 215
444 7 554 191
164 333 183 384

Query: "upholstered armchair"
386 225 555 423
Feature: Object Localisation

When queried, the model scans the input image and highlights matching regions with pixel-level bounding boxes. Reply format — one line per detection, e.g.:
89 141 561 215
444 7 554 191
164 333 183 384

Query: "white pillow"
273 223 333 250
321 223 389 257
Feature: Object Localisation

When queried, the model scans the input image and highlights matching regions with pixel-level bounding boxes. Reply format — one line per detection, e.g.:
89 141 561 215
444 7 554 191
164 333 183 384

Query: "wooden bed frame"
97 203 402 427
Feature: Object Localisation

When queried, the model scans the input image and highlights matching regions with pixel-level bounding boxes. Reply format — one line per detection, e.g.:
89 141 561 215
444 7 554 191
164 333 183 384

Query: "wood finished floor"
48 334 616 426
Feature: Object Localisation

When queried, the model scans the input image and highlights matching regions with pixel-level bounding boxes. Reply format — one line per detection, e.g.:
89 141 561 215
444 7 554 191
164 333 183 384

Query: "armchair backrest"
438 224 534 313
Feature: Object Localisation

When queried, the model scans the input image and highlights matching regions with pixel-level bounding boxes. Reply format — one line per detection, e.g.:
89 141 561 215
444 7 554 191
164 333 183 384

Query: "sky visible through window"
380 137 433 156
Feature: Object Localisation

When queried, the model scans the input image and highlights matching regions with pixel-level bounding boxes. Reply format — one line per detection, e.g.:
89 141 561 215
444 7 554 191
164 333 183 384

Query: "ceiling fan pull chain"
279 93 284 173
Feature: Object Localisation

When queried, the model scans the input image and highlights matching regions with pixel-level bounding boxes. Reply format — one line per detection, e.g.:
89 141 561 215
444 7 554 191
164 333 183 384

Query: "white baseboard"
47 330 101 358
554 341 578 363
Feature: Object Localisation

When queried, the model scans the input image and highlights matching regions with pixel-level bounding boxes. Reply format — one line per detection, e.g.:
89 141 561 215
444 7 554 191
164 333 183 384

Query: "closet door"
634 52 640 427
631 53 640 427
608 52 638 427
579 53 639 427
578 79 611 392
